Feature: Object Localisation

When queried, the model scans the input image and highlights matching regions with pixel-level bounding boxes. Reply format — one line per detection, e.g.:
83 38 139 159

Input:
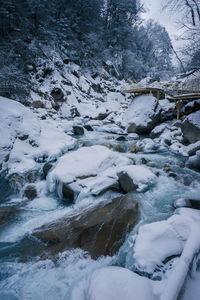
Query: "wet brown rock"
50 88 64 102
117 171 138 193
147 162 156 168
84 125 93 131
43 163 53 178
23 185 37 200
129 145 137 153
113 144 125 153
73 125 84 135
0 205 16 228
94 112 109 121
32 195 138 258
27 170 39 183
10 173 25 192
115 136 127 142
103 143 113 150
129 158 136 165
141 157 148 164
32 101 45 109
105 136 115 140
18 134 29 141
62 183 79 202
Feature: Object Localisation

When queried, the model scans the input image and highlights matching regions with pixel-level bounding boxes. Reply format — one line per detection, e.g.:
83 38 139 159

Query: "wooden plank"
176 90 200 94
157 90 160 101
123 88 174 98
177 99 181 120
173 94 200 100
123 87 200 103
123 87 165 93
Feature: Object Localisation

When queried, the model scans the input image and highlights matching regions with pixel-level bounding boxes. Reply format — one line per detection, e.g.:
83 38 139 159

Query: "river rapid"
0 126 200 300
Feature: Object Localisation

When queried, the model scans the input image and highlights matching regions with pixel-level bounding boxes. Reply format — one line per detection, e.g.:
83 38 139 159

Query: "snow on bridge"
123 87 200 120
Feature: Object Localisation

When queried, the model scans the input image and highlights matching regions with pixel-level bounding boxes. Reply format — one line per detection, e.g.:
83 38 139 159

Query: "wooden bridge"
123 87 200 120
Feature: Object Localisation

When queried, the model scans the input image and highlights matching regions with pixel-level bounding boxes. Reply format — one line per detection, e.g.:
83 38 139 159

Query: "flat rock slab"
32 195 138 258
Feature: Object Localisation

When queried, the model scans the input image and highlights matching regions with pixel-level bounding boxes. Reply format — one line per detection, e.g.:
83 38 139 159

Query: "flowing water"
0 130 200 299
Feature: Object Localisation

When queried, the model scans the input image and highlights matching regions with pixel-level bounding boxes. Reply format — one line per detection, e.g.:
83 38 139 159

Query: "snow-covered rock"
159 98 176 120
47 145 132 201
186 150 200 171
136 138 165 153
150 123 166 138
0 96 40 163
133 208 200 275
34 120 76 162
127 133 139 140
76 102 107 119
184 99 200 115
117 165 156 192
95 124 124 134
122 95 162 134
181 111 200 143
70 267 154 300
185 141 200 156
174 198 200 209
7 121 76 176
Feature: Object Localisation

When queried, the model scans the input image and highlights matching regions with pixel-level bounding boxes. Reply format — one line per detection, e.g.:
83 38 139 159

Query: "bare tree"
163 0 200 71
163 0 200 26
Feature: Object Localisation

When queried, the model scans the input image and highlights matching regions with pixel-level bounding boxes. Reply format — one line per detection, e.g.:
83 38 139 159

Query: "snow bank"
0 97 76 175
70 266 154 300
0 96 40 162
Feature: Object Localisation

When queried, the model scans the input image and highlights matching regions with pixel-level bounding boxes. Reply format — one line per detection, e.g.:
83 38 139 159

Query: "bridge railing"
123 87 200 120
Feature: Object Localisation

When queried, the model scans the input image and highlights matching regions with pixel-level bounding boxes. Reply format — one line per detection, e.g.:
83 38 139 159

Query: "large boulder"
47 145 132 202
123 95 162 134
32 195 138 258
181 111 200 143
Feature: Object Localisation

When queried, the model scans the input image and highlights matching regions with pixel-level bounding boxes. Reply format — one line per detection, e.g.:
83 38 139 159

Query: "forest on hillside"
0 0 175 101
